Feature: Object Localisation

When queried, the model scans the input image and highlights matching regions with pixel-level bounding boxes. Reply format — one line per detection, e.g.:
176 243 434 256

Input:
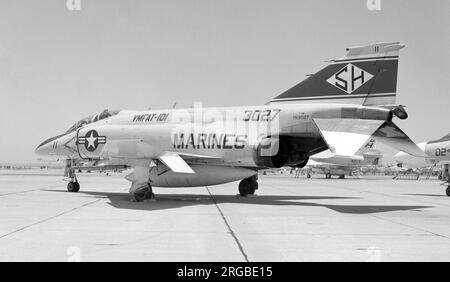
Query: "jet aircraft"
306 138 381 179
36 42 426 201
395 134 450 196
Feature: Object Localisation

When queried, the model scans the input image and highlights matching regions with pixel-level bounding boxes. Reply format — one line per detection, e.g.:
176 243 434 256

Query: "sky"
0 0 449 163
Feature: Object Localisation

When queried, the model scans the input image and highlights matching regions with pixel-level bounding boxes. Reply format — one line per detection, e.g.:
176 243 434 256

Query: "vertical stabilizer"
270 42 405 106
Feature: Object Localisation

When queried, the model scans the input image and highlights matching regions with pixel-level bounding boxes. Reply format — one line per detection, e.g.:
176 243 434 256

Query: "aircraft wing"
157 151 222 173
159 152 195 174
99 139 153 159
96 138 219 173
175 152 220 160
71 164 127 171
313 118 427 158
99 140 219 161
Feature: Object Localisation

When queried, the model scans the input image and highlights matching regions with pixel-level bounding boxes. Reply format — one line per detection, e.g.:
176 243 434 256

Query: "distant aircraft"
306 138 381 179
36 42 425 201
394 134 450 196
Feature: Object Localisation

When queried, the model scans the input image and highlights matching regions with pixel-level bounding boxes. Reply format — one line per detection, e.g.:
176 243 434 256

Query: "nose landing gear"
65 159 80 192
67 180 80 192
442 164 450 197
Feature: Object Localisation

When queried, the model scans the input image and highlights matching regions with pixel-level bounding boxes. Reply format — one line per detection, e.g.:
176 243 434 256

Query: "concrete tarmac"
0 169 449 261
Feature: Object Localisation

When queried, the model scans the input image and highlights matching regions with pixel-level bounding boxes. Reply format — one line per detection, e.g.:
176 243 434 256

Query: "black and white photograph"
0 0 449 266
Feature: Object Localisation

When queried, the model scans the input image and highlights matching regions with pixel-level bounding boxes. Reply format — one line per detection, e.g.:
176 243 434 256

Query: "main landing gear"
129 182 155 202
238 175 258 197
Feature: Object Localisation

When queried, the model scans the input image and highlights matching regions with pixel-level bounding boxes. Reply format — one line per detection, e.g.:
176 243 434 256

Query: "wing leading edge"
159 152 195 174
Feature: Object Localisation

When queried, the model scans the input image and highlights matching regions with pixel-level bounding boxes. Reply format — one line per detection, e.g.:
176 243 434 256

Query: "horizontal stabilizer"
314 118 384 156
372 122 428 157
159 152 195 174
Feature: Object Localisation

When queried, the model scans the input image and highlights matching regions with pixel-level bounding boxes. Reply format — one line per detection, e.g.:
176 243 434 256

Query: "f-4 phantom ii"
36 42 426 201
395 134 450 196
306 138 381 179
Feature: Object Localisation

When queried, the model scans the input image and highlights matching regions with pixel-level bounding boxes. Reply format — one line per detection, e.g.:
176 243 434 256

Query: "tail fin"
269 42 405 106
355 138 377 154
355 138 382 165
428 133 450 144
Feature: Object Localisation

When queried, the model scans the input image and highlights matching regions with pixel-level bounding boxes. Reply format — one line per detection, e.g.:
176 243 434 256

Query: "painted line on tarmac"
206 186 249 262
0 199 101 240
0 185 64 197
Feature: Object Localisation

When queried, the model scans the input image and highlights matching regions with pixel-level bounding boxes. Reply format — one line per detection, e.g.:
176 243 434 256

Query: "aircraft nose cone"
35 139 52 156
35 134 64 156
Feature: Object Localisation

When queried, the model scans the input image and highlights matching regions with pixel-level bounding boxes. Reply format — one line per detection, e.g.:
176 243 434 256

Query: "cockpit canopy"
66 109 119 133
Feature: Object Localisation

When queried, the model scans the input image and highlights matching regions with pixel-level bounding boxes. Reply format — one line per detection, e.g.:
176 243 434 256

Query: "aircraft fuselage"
36 103 391 171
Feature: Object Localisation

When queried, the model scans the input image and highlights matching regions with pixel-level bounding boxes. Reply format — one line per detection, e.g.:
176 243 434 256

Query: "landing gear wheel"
251 176 258 195
239 176 258 196
307 173 311 179
326 173 331 179
67 181 80 192
339 174 345 179
239 179 254 196
446 187 450 197
130 183 155 202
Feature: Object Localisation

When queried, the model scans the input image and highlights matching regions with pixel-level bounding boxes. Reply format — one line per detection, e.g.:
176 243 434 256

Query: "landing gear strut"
65 159 80 192
238 175 258 197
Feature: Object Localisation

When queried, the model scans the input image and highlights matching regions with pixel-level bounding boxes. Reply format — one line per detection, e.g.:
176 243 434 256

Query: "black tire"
67 182 80 192
307 174 311 179
446 187 450 197
252 179 258 193
239 179 254 196
326 173 331 179
249 184 256 195
339 174 345 179
132 185 153 202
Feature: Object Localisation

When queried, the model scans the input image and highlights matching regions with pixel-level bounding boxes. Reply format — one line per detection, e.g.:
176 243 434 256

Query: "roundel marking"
77 130 106 152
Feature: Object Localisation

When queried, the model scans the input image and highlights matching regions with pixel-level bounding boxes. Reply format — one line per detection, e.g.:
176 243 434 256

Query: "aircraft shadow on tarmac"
43 190 432 214
404 193 448 198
